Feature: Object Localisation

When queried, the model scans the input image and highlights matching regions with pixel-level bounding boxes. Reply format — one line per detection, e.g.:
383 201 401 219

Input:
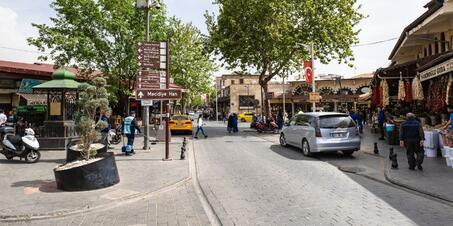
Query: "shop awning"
19 93 47 106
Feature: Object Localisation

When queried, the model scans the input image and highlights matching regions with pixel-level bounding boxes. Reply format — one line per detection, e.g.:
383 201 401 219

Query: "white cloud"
0 6 46 64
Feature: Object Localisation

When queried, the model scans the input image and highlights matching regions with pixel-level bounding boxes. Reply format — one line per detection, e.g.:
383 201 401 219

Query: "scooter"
0 126 41 163
109 125 122 145
255 120 279 134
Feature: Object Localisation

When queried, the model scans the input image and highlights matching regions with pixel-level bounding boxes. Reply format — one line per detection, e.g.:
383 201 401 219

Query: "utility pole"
283 70 286 116
311 43 316 112
215 82 218 124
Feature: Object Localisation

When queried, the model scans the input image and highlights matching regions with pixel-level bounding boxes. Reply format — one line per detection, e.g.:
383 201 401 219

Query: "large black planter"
54 152 120 191
66 139 107 162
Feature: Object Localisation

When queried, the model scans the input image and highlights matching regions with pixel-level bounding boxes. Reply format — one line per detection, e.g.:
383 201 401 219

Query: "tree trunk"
262 82 270 118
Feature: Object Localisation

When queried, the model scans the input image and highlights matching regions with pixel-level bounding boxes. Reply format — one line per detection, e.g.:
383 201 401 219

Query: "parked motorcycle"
109 125 122 145
255 121 279 134
0 127 40 163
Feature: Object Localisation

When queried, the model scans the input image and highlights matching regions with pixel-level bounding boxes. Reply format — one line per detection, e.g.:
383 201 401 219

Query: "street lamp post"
215 82 218 124
310 43 316 112
283 70 287 116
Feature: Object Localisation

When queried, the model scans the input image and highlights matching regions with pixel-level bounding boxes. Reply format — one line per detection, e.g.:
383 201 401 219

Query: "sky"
0 0 429 78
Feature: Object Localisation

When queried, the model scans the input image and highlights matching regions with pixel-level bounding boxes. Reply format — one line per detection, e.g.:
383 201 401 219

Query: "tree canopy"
206 0 364 115
28 0 215 111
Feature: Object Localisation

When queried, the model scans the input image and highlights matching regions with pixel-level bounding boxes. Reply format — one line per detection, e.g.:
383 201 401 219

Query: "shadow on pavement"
0 158 65 164
270 144 317 161
11 179 60 193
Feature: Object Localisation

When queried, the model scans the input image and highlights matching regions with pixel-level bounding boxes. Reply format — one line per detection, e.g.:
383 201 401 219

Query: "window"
429 44 432 56
319 115 356 128
424 48 427 57
239 79 244 84
231 80 235 85
295 115 308 126
239 95 254 107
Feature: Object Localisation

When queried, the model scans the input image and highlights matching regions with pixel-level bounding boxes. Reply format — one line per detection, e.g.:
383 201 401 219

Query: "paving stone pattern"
193 123 453 226
6 182 210 226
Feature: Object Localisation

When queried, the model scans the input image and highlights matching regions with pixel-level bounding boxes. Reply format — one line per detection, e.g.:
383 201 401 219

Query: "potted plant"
54 77 120 191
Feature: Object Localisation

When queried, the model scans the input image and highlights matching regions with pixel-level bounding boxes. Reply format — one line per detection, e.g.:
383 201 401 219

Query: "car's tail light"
316 127 322 137
184 122 192 124
169 121 176 124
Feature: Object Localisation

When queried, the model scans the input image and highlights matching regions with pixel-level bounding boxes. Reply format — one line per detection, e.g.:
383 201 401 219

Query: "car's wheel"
240 118 246 122
25 150 40 163
5 155 13 160
342 150 354 157
302 139 312 156
279 133 287 147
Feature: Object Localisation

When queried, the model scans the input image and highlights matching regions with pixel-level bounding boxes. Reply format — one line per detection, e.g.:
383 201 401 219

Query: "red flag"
303 60 313 84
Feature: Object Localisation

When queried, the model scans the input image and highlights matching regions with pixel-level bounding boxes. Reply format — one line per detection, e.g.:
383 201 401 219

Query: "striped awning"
19 93 47 106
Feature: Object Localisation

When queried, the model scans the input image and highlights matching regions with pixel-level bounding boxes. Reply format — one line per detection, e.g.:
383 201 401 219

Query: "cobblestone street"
193 122 453 226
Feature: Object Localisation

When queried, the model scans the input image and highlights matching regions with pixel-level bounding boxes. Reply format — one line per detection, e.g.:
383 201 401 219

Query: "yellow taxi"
238 112 254 122
169 115 193 134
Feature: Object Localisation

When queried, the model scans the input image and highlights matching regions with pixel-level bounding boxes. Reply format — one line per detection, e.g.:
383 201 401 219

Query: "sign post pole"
164 41 171 161
143 0 151 151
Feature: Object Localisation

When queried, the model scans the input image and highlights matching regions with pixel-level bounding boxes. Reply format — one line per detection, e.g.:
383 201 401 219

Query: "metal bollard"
183 137 187 147
389 147 394 160
180 146 186 160
390 148 398 170
374 142 379 155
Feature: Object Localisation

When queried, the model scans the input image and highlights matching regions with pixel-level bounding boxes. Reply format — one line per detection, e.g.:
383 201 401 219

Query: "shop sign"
420 58 453 82
19 79 42 93
136 89 181 100
309 92 321 102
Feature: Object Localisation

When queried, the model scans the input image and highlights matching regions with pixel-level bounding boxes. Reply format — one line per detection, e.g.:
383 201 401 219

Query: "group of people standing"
227 113 239 133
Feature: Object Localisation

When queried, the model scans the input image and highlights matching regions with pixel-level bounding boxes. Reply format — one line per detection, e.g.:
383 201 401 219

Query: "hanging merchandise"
397 79 405 101
371 86 380 107
446 75 452 105
412 76 424 101
404 80 413 102
425 76 448 113
381 79 389 107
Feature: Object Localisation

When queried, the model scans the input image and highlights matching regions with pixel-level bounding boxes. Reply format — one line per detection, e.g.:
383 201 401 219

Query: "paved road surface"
193 122 453 226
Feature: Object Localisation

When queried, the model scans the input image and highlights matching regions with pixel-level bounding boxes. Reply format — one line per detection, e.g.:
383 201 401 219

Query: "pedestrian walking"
122 111 141 156
233 113 239 133
100 111 111 148
400 113 425 171
377 107 385 140
194 116 208 139
227 113 234 133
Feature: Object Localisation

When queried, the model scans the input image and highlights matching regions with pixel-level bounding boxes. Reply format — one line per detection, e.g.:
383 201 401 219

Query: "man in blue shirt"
122 111 141 156
377 107 385 140
400 113 425 170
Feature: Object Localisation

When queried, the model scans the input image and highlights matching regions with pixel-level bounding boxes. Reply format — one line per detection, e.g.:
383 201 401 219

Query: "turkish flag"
304 60 313 84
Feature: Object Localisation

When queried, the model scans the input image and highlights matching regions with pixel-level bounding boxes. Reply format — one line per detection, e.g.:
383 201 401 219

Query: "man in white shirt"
0 109 7 126
194 116 208 139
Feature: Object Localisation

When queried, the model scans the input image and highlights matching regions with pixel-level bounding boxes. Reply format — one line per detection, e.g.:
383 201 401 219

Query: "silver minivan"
280 112 361 156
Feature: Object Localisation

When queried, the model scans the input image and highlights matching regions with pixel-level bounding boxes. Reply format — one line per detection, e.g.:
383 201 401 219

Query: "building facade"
216 73 372 117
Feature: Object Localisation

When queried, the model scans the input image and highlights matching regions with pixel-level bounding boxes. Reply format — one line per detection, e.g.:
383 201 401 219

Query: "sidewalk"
328 126 453 203
0 136 195 222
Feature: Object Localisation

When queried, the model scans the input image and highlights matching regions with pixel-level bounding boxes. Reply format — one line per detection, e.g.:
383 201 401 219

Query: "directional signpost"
136 41 180 161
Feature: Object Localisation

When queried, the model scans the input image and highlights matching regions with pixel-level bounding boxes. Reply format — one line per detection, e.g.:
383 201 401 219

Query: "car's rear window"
319 115 355 128
172 116 189 120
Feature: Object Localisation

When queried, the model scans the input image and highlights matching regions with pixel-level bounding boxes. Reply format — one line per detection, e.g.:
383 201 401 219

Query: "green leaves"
206 0 363 115
28 0 216 110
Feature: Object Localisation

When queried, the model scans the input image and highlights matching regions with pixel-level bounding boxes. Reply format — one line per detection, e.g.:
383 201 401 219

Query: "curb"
383 158 453 205
190 137 223 226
